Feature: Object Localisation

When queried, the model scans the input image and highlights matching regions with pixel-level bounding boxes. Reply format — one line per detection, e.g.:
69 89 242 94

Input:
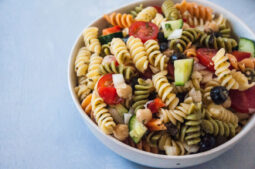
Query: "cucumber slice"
174 58 194 86
129 115 147 143
238 37 255 57
161 19 183 38
98 32 123 44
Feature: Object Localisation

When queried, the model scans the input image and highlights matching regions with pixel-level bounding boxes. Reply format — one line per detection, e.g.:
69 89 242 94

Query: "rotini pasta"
212 48 239 90
75 84 91 102
151 13 166 28
135 6 157 22
130 4 144 18
83 27 101 55
101 43 111 56
162 0 181 20
91 91 116 134
81 93 92 115
124 137 159 154
126 36 149 73
144 40 168 71
227 53 255 72
104 12 134 28
75 47 91 77
203 79 220 103
111 38 131 65
231 70 255 91
152 71 179 109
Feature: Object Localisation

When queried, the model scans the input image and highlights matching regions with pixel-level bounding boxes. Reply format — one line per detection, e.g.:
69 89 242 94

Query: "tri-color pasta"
73 0 255 157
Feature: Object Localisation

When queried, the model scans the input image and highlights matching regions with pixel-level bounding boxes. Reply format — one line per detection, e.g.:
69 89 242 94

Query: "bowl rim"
68 0 255 160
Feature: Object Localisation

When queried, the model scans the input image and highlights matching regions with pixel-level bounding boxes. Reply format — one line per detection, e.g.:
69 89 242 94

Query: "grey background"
0 0 255 168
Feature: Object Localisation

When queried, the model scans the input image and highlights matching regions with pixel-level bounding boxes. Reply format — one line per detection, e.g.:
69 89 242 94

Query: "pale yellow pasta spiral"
203 79 220 103
173 81 193 93
144 40 168 71
75 84 91 102
231 70 255 91
191 71 202 90
91 91 116 135
83 27 101 55
207 103 238 126
212 48 239 90
151 13 166 28
164 139 186 156
135 6 157 22
111 38 131 65
75 47 91 77
152 71 179 109
86 54 103 89
159 97 194 125
126 36 148 73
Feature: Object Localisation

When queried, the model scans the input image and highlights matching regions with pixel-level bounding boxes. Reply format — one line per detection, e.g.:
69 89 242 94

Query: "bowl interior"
68 0 255 167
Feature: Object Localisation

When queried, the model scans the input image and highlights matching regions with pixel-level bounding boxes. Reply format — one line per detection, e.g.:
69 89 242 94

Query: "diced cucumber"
98 32 123 44
161 19 183 38
238 38 255 57
238 37 255 57
174 58 194 86
129 115 147 143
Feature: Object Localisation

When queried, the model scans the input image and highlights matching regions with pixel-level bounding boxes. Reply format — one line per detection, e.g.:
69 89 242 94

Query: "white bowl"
68 0 255 168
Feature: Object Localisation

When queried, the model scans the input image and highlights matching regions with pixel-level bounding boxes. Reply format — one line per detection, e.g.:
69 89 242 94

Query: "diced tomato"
102 55 119 66
97 74 122 104
147 98 165 113
229 86 255 114
153 6 162 14
146 119 167 131
167 64 175 78
129 21 159 43
182 18 187 22
196 48 218 71
102 26 121 36
231 51 251 62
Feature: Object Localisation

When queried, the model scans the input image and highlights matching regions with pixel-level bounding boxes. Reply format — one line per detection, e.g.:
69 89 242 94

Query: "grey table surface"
1 0 255 169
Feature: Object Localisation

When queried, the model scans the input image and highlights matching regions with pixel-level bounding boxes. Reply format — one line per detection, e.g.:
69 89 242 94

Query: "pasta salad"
74 0 255 156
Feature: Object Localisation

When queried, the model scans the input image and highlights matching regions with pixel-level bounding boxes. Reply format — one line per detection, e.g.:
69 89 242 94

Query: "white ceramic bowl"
68 0 255 168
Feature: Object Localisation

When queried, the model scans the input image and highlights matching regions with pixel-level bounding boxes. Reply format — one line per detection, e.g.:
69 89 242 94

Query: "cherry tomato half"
167 64 175 78
231 51 251 62
147 98 165 113
97 74 122 105
153 6 162 14
129 21 159 43
102 26 121 36
196 48 218 71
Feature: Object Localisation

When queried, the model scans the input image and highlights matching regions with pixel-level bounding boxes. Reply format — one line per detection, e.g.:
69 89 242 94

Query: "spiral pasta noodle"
207 103 238 125
81 93 92 115
130 4 144 17
135 6 157 22
75 47 91 77
83 27 101 55
175 0 213 21
75 84 91 102
231 70 255 91
144 40 168 71
173 81 193 93
212 48 239 90
180 106 202 145
104 12 134 28
203 79 220 103
132 78 154 113
227 54 255 72
101 43 111 56
91 91 116 134
162 0 181 20
111 38 131 65
184 46 197 58
126 36 149 73
124 137 159 154
99 61 137 81
151 13 166 28
169 28 201 52
199 33 237 52
152 71 179 109
85 54 103 89
191 71 202 90
77 76 87 85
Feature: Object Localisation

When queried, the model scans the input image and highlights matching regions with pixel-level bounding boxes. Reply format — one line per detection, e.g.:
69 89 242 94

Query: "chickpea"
136 108 152 124
113 124 129 141
189 88 202 103
116 84 132 99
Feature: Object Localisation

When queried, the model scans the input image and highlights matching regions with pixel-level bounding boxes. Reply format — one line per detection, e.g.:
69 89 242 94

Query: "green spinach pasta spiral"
144 40 168 71
152 71 179 109
201 118 236 137
91 91 116 135
180 105 202 145
130 4 143 17
199 33 237 52
101 43 111 56
111 38 131 65
162 0 181 20
132 78 154 113
169 28 201 52
99 61 137 81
